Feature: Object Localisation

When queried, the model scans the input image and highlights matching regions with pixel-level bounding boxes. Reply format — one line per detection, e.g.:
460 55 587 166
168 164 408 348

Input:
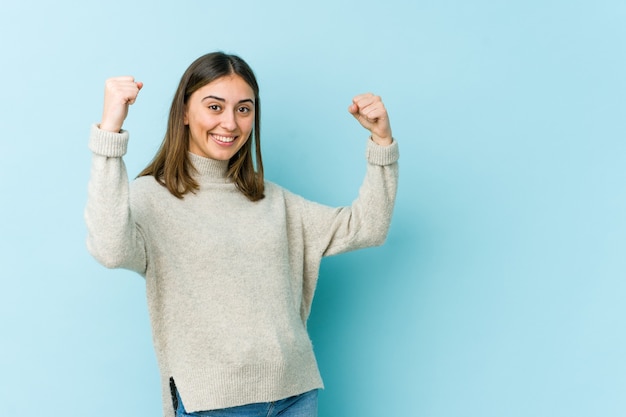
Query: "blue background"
1 1 625 416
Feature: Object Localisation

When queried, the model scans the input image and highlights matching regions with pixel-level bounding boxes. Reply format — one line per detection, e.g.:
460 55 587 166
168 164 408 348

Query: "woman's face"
184 74 255 161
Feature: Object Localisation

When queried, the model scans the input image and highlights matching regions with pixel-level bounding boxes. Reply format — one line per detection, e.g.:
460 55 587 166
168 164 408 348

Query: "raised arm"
292 93 399 257
84 77 147 274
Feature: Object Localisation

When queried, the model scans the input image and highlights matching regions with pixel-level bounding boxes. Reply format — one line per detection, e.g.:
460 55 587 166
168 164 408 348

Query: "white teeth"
213 134 235 143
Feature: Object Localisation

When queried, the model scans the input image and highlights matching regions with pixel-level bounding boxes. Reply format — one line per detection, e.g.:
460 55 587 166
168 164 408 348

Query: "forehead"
194 74 254 100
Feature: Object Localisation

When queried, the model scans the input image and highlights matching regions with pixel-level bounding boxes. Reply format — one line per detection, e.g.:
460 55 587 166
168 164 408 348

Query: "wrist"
98 122 122 133
370 134 393 146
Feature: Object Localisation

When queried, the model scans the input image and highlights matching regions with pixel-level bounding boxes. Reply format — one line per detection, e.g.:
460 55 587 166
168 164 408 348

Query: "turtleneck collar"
188 152 230 180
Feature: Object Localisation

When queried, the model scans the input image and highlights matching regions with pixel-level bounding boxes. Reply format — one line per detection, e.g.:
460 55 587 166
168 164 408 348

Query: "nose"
219 110 237 131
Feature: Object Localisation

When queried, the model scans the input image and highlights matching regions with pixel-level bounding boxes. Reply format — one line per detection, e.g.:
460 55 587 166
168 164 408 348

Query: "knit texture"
85 124 399 416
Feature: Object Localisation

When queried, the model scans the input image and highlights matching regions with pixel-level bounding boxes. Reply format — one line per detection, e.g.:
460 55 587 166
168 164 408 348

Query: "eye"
238 106 251 114
208 104 221 111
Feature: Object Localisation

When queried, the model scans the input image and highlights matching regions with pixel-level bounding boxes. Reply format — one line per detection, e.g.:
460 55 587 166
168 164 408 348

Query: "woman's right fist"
99 76 143 133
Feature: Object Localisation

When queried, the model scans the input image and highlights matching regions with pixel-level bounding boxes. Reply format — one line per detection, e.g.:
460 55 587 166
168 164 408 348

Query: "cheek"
242 118 254 134
189 114 214 131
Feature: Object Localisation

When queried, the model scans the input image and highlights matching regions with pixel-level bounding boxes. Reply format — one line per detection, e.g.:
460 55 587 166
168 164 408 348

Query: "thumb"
349 106 373 128
127 81 143 105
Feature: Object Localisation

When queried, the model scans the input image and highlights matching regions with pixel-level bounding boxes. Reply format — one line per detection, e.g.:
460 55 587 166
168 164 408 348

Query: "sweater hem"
169 361 324 413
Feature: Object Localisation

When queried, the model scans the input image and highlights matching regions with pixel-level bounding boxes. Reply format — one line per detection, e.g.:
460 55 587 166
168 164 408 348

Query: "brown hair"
138 52 264 201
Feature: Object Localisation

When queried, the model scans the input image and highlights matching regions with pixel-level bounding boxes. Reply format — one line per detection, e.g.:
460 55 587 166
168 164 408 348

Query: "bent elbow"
86 240 127 269
369 229 390 247
374 234 389 247
356 224 390 249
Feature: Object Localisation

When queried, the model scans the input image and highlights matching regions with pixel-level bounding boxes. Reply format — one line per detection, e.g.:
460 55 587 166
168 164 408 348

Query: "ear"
183 105 189 125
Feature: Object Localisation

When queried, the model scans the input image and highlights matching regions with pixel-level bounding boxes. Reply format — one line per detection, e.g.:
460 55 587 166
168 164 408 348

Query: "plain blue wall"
1 0 625 416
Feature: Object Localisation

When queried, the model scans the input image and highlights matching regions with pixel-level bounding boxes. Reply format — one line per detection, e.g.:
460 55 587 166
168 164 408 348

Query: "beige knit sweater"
85 125 399 416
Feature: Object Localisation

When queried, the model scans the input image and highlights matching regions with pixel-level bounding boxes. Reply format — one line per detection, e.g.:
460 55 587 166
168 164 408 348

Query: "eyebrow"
201 95 255 105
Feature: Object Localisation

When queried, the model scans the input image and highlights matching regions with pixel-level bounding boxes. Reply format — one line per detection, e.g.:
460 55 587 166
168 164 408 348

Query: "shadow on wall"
307 214 428 415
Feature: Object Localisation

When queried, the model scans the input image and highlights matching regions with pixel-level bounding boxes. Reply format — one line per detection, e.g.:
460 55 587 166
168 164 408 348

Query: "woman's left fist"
348 93 393 146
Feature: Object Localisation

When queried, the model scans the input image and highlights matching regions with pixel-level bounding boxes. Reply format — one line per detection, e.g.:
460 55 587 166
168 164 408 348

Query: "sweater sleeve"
290 138 399 258
84 124 147 274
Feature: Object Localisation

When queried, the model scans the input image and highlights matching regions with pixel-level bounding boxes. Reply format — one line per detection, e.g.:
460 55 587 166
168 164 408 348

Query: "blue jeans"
174 388 318 417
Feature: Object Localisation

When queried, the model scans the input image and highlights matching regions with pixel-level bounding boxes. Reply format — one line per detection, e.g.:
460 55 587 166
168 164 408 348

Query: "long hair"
138 52 264 201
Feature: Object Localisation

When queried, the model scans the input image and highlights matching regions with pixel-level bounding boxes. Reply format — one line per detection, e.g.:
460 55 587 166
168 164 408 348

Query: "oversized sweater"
85 125 399 416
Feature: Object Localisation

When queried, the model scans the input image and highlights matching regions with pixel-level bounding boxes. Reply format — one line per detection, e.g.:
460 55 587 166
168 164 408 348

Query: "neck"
188 152 229 179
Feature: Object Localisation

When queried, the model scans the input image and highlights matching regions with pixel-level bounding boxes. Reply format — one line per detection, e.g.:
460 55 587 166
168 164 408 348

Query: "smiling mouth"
211 134 237 144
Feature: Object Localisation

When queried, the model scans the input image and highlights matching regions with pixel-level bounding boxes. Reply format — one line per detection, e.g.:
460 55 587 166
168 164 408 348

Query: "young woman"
85 52 399 417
